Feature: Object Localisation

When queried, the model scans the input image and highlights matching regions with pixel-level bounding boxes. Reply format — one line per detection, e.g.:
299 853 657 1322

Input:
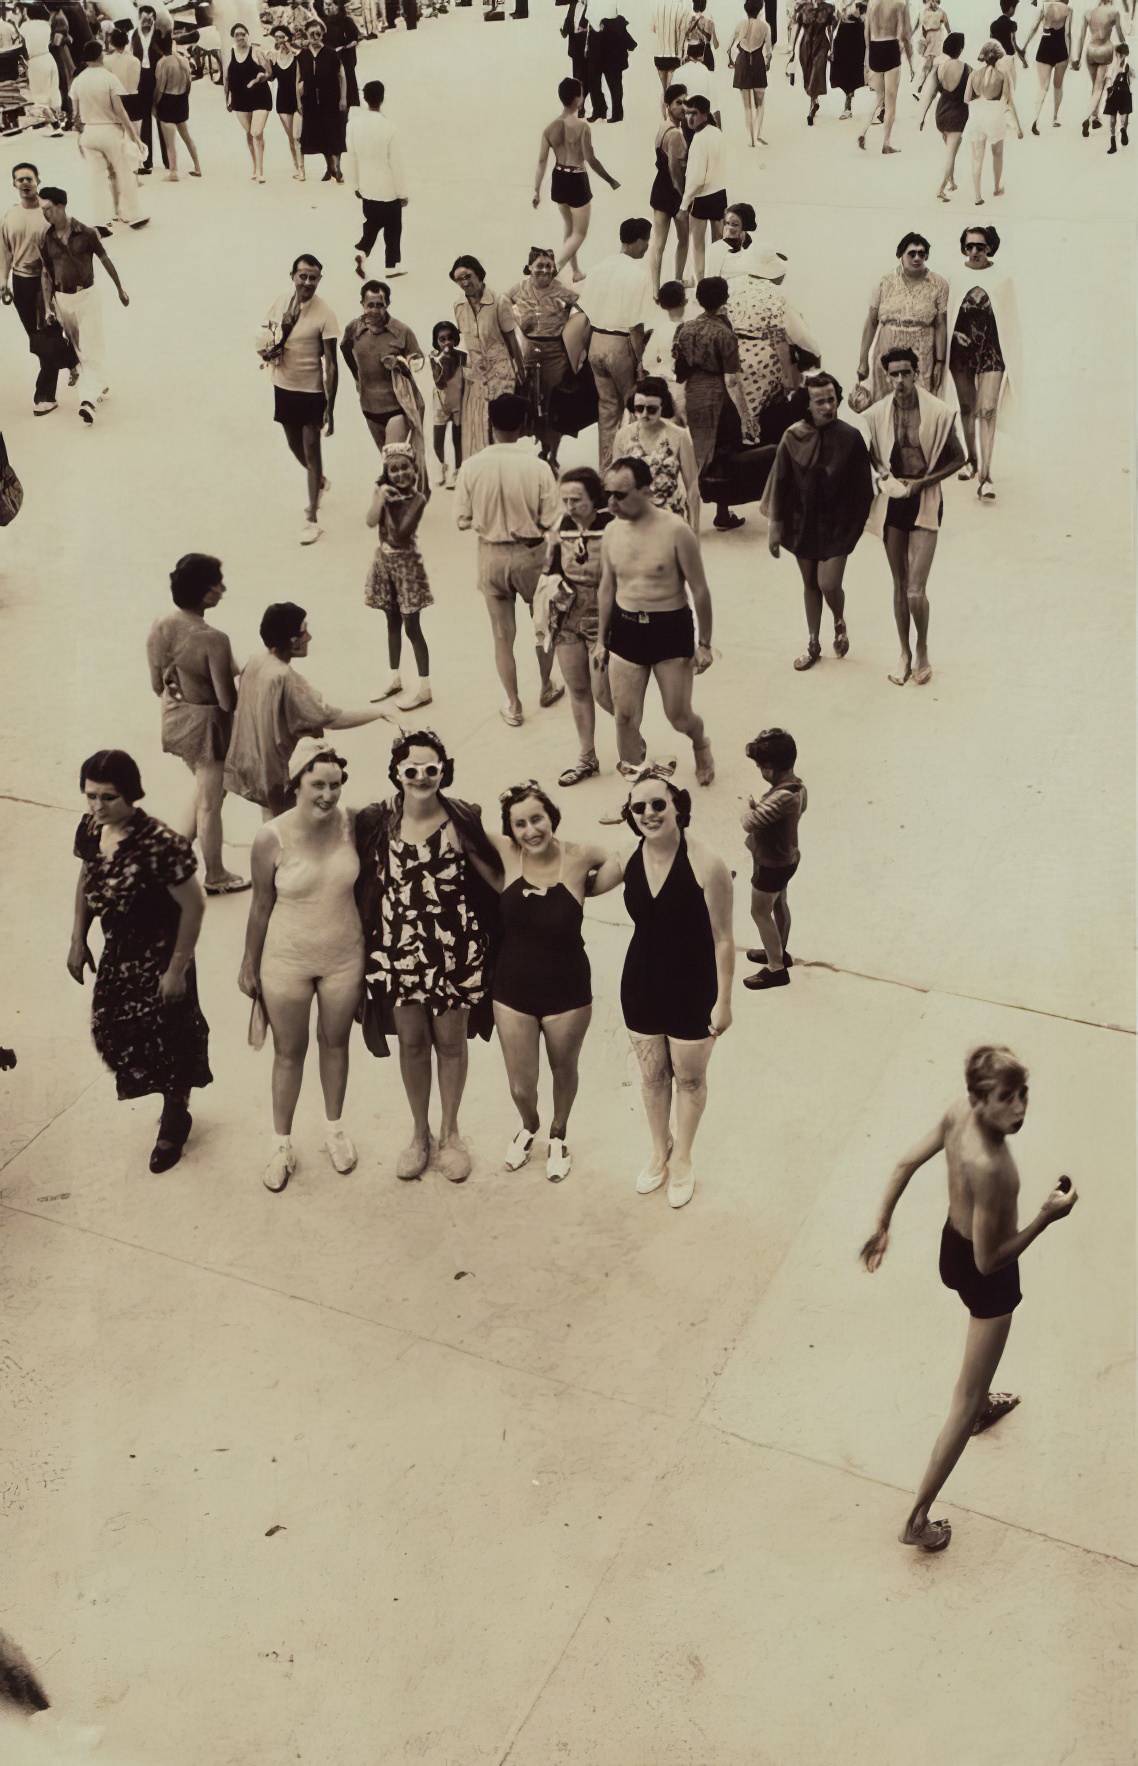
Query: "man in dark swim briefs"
859 0 912 150
860 1045 1078 1552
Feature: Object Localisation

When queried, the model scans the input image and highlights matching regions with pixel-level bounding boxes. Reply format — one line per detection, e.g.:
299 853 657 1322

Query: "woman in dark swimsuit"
919 31 969 199
1020 0 1072 130
268 23 304 179
604 765 734 1211
223 23 272 182
648 83 690 292
469 781 614 1184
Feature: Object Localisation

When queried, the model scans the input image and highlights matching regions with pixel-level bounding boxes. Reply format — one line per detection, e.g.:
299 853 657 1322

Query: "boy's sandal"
558 757 600 787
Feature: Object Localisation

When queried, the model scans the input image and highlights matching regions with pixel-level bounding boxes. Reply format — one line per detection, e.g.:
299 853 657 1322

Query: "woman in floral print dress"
68 749 211 1174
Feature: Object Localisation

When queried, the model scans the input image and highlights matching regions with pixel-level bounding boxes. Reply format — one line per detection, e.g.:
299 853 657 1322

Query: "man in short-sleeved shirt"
68 40 148 227
258 253 340 545
1 163 56 411
224 613 342 815
581 216 655 472
38 184 129 421
340 280 420 450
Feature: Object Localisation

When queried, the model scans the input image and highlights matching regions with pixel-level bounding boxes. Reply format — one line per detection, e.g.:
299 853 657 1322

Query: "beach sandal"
832 619 849 657
901 1518 952 1552
978 479 996 501
204 873 252 895
505 1127 535 1171
972 1392 1020 1435
558 756 600 787
958 461 977 481
794 638 822 671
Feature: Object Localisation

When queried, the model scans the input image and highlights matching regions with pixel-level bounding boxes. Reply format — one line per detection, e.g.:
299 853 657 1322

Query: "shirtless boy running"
860 1045 1078 1552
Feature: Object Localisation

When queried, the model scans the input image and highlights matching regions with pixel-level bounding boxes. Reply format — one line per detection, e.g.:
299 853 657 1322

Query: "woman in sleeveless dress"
829 0 866 116
462 781 615 1183
239 740 366 1193
1020 0 1071 130
147 552 247 895
598 765 734 1210
612 376 700 525
919 31 969 199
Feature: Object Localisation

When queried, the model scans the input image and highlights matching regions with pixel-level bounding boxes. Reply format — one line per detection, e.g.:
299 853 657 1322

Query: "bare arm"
582 125 619 186
207 638 237 713
237 826 278 995
158 875 206 1001
146 626 166 697
1003 69 1023 132
366 484 390 528
592 543 617 663
676 521 712 649
326 705 396 730
96 246 128 306
919 64 940 123
700 851 735 1034
932 309 946 390
585 849 627 895
910 419 966 491
857 300 880 379
972 1172 1078 1275
461 831 510 893
533 128 551 203
322 336 338 425
67 866 96 981
860 1114 948 1269
675 424 700 528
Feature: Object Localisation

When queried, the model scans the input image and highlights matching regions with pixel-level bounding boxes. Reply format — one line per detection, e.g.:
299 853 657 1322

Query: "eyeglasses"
964 242 988 251
629 797 669 815
399 763 442 781
633 402 662 414
607 488 632 501
904 249 928 259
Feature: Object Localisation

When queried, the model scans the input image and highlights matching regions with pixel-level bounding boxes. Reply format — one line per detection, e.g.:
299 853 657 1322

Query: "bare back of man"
861 0 911 148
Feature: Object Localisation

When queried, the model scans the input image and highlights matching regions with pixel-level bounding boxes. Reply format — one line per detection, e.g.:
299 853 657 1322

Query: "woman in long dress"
725 246 821 443
672 275 749 530
297 16 347 181
829 0 866 116
450 253 526 457
857 232 949 400
791 0 835 123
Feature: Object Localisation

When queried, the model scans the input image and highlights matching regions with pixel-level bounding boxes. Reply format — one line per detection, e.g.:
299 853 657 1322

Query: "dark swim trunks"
868 37 902 71
939 1219 1022 1319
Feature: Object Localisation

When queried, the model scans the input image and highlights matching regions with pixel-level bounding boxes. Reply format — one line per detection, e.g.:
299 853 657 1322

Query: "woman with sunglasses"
268 22 304 179
548 467 616 787
224 22 272 182
611 376 700 527
456 780 616 1182
607 765 734 1209
354 732 503 1183
856 232 949 402
508 246 586 471
946 225 1020 501
297 16 347 182
238 739 365 1194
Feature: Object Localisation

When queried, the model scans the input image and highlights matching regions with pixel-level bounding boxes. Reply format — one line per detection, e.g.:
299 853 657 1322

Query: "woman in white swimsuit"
964 41 1023 202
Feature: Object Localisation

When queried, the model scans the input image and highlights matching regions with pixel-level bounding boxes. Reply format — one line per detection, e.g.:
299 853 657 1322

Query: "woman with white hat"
238 737 366 1193
725 243 821 445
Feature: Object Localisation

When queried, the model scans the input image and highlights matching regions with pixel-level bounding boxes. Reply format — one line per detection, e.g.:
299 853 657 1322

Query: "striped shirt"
742 773 808 868
652 0 691 59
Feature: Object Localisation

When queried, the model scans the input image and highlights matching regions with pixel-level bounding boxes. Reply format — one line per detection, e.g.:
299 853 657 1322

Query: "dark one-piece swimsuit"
621 833 717 1040
492 876 592 1018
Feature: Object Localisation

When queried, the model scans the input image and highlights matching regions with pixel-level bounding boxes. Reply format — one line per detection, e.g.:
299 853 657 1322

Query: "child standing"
365 443 433 711
1105 43 1131 150
429 320 465 487
741 727 807 991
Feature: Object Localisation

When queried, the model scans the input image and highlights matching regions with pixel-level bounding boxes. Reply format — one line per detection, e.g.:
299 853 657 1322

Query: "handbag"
247 991 269 1051
548 359 599 437
0 436 23 528
30 320 78 373
847 379 872 415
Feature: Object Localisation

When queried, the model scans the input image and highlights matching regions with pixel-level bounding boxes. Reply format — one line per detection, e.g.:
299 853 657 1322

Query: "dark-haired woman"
919 31 969 200
705 200 758 281
69 750 211 1174
268 23 305 179
549 466 616 786
238 738 364 1193
612 376 700 524
791 0 835 124
508 246 585 470
857 233 948 400
297 17 347 182
463 781 614 1182
604 766 734 1209
355 732 503 1182
147 552 247 895
224 23 272 181
451 254 526 457
947 224 1020 500
322 0 360 108
728 0 772 142
829 0 866 117
673 275 750 530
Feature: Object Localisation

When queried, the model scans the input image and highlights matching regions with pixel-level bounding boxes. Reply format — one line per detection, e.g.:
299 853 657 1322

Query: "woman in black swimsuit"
1020 0 1072 130
606 765 735 1210
268 23 304 180
468 781 614 1184
648 83 690 293
224 23 272 183
919 31 969 199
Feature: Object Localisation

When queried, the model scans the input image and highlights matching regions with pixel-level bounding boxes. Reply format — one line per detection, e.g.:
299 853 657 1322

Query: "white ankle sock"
325 1116 342 1134
274 1133 292 1153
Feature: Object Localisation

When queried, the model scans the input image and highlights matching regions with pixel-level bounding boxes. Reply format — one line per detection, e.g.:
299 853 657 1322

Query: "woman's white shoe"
505 1127 536 1170
324 1128 358 1174
667 1161 695 1208
635 1158 667 1194
546 1138 571 1182
263 1145 297 1193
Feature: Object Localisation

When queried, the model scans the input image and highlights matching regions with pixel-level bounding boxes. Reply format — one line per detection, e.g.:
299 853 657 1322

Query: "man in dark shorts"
862 346 964 687
680 95 728 281
651 0 689 87
740 726 806 990
593 456 716 793
861 1045 1078 1552
859 0 912 150
257 253 339 546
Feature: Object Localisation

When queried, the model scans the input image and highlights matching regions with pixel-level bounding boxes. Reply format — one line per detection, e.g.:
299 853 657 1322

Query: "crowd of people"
0 0 1093 1585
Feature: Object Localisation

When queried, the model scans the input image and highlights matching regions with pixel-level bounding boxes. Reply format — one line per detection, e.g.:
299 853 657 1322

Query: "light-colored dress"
454 287 520 457
868 267 949 401
612 421 689 516
725 279 799 440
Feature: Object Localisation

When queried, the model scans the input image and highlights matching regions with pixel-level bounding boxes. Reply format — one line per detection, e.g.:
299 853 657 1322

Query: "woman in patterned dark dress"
948 224 1020 501
354 732 503 1182
68 750 211 1174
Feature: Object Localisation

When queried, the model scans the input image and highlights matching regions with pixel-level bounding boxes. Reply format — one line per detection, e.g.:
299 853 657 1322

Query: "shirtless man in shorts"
859 0 912 151
592 455 716 794
860 1045 1078 1552
1073 0 1127 129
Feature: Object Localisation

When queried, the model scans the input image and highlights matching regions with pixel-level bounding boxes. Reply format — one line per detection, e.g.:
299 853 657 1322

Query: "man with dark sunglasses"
593 455 715 800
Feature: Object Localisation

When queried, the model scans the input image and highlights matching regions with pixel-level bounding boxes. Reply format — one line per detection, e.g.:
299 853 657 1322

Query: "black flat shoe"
746 950 793 966
150 1104 191 1174
713 512 745 531
744 967 790 990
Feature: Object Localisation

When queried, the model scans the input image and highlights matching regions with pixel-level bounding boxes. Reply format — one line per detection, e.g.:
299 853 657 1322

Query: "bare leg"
1052 60 1066 120
971 132 986 201
754 90 767 141
431 1006 470 1144
905 529 938 676
313 968 364 1120
607 654 652 766
541 1005 592 1137
741 87 755 146
951 368 978 468
239 116 256 171
403 610 430 679
818 554 848 648
883 526 913 681
177 120 201 174
192 760 231 885
797 557 823 647
160 119 179 175
667 1034 716 1186
260 979 313 1134
393 1002 433 1144
483 593 521 715
689 213 708 281
557 199 591 280
649 210 672 293
901 1312 1014 1544
384 605 403 670
750 884 785 970
654 654 706 749
673 208 690 281
990 137 1005 194
975 368 1004 483
881 63 902 147
493 1002 541 1133
558 639 598 762
859 69 884 144
629 1032 673 1174
301 421 323 521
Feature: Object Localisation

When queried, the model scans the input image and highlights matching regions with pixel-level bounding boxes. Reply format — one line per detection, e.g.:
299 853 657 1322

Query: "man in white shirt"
454 391 562 726
345 79 408 279
257 253 340 545
681 95 727 279
0 162 57 413
69 40 148 227
581 215 654 472
679 39 718 118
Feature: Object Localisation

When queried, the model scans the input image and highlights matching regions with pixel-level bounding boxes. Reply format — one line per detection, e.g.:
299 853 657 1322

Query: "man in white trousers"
68 40 149 230
38 185 130 424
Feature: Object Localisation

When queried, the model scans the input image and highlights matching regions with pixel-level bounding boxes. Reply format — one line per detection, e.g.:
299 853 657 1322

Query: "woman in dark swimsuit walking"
1020 0 1072 130
648 83 690 293
223 23 272 182
268 22 304 179
919 30 969 198
468 781 615 1184
603 764 734 1210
